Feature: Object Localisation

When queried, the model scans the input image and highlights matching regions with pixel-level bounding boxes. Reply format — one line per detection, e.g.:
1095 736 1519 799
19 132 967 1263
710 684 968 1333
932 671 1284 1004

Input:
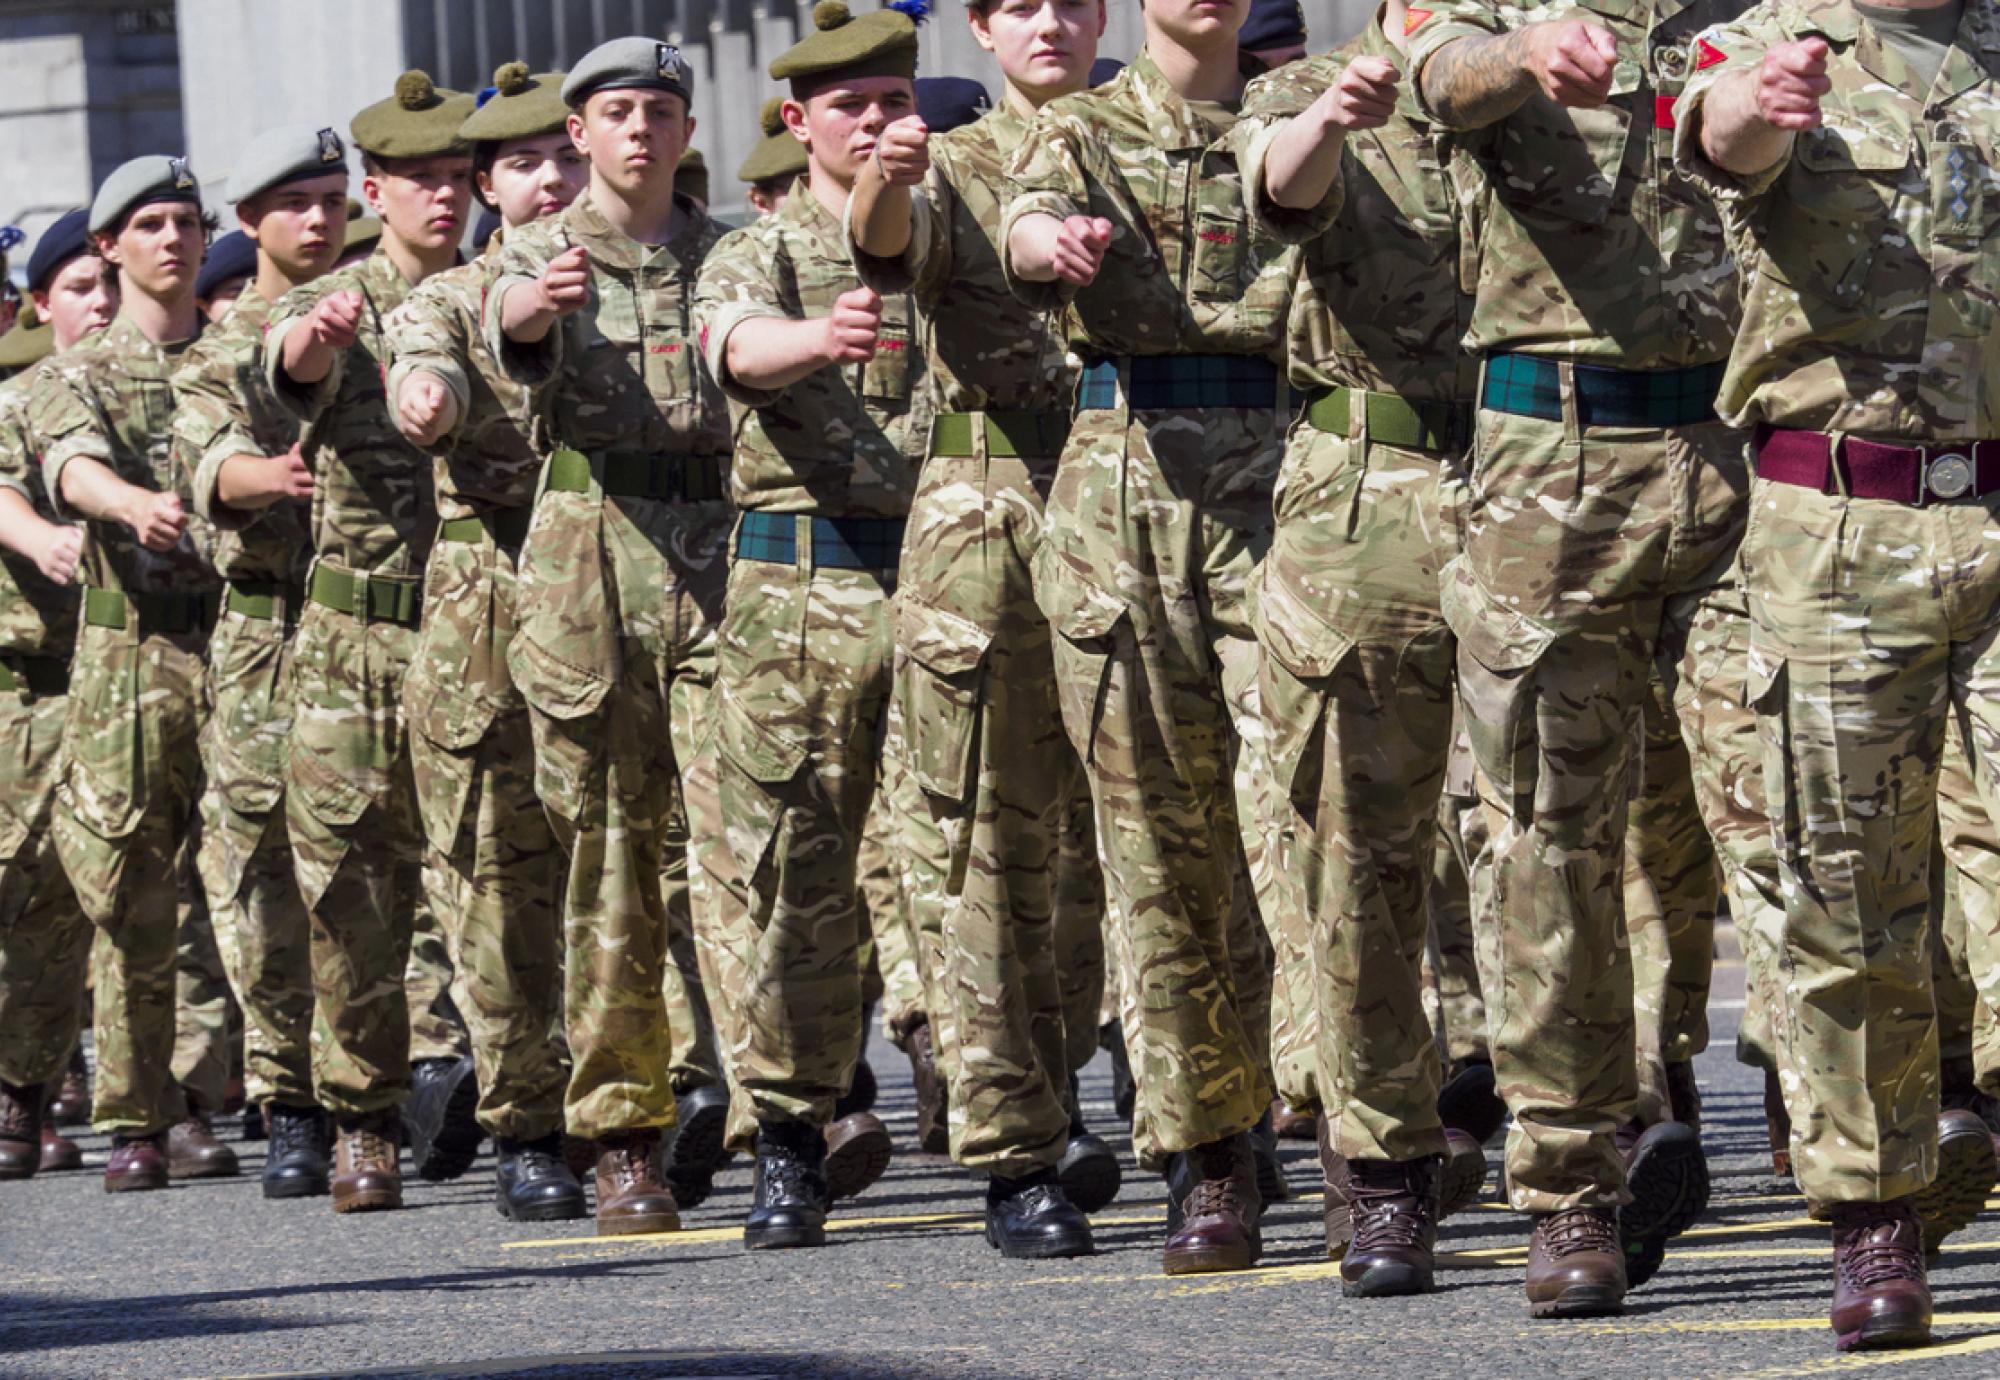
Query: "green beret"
351 71 476 160
738 101 807 185
0 312 52 372
461 64 570 144
228 124 349 203
89 155 202 235
770 2 920 91
677 148 709 205
561 37 695 108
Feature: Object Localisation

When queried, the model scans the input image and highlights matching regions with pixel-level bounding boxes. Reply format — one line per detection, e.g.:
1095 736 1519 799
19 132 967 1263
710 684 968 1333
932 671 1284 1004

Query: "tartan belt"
0 656 69 695
439 508 533 551
1077 355 1282 411
1755 428 2000 507
734 512 906 572
307 564 422 627
1304 387 1472 454
1481 353 1724 429
545 447 727 503
931 410 1071 459
224 578 306 622
83 586 219 636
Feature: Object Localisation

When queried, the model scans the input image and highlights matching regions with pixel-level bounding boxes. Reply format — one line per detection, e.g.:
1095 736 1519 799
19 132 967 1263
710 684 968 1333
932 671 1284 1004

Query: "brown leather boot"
907 1019 949 1156
0 1082 44 1179
1914 1108 1999 1257
1269 1097 1318 1142
39 1122 82 1173
1664 1060 1702 1134
824 1112 893 1202
330 1117 403 1213
104 1133 169 1192
1163 1133 1262 1276
1524 1207 1626 1318
594 1130 681 1236
167 1100 241 1180
1340 1156 1440 1297
1764 1068 1793 1180
1318 1116 1351 1260
49 1048 89 1125
1829 1199 1931 1351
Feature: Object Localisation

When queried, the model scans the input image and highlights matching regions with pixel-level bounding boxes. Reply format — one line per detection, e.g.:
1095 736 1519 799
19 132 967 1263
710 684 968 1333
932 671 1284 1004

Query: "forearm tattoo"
1423 29 1542 129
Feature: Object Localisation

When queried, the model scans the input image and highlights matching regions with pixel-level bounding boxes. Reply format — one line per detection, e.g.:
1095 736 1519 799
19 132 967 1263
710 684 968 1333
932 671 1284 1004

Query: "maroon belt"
1755 427 2000 507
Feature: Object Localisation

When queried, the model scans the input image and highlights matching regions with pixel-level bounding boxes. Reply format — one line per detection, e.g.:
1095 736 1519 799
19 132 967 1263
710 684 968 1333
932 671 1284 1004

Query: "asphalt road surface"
4 955 1999 1379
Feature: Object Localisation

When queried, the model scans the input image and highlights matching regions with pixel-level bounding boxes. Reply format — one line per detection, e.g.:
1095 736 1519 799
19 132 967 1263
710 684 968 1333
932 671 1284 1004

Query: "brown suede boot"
1524 1207 1626 1318
0 1082 44 1179
1829 1199 1931 1352
594 1130 681 1237
1163 1133 1262 1276
330 1117 403 1213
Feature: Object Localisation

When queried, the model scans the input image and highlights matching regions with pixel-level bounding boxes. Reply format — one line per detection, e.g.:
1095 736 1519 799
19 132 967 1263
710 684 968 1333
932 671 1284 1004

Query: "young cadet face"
202 276 250 321
479 131 588 228
1146 0 1250 48
100 201 207 301
787 77 917 188
570 90 696 201
364 155 474 254
32 253 119 351
241 171 350 281
973 0 1106 99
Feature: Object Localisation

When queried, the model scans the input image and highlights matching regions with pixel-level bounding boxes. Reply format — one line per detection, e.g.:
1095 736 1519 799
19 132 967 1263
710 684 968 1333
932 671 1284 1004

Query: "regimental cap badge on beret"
171 157 194 190
318 128 343 163
658 43 685 82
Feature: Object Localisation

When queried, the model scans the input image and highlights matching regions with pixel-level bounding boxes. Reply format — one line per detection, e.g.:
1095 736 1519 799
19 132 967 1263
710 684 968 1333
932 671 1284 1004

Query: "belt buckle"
1926 449 1974 502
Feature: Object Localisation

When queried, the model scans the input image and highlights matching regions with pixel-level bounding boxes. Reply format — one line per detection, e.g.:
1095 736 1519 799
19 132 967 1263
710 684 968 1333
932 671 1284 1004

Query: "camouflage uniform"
485 193 733 1140
1426 725 1493 1065
1001 51 1295 1161
168 286 318 1112
1939 718 2000 1091
848 99 1091 1175
264 249 441 1123
170 856 233 1114
31 314 218 1136
691 187 925 1128
0 364 88 1093
1236 22 1474 1164
383 244 568 1143
1678 0 2000 1205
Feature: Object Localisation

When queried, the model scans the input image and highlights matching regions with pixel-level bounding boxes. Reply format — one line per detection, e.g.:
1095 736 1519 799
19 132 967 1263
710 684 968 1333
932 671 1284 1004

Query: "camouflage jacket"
1407 0 1742 367
31 313 219 597
696 186 925 518
385 234 545 519
849 101 1076 415
0 363 78 658
999 48 1293 362
168 288 313 584
265 247 439 576
1678 0 2000 438
1240 11 1479 402
488 193 731 472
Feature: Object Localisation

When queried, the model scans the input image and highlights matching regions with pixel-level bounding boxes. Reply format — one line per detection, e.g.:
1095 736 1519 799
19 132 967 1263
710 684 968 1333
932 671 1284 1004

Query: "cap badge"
318 128 343 163
170 157 194 190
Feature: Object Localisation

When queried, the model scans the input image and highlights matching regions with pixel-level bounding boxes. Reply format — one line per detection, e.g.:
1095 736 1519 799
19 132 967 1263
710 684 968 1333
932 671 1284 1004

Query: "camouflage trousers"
410 534 566 1142
1447 407 1773 1212
0 672 89 1089
1938 717 2000 1087
171 850 234 1114
691 539 898 1129
1258 428 1453 1163
892 440 1081 1176
1054 784 1107 1090
286 596 431 1121
1425 730 1493 1067
195 606 315 1108
1036 401 1285 1161
1740 477 2000 1204
52 621 207 1136
407 867 468 1063
859 748 928 1045
512 486 730 1140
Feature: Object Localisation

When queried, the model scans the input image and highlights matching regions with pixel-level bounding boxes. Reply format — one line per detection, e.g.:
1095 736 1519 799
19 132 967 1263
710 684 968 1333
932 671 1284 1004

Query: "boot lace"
1540 1208 1619 1259
1349 1164 1433 1251
1835 1205 1923 1288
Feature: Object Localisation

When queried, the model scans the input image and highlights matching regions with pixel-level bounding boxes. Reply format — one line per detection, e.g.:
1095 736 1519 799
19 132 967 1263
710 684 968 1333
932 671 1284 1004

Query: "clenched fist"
824 287 883 363
1324 56 1401 131
273 445 315 502
397 373 458 447
536 246 592 316
873 116 931 186
36 524 82 586
129 490 187 553
1757 39 1830 130
1526 20 1620 108
1051 216 1114 287
306 290 364 352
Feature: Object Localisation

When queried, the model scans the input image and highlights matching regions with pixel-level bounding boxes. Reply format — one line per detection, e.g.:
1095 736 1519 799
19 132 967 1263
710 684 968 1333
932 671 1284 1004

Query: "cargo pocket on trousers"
59 649 144 843
713 680 810 893
1438 560 1556 820
1254 569 1356 819
405 671 496 854
1039 562 1130 771
1745 653 1801 866
285 677 377 833
895 597 994 804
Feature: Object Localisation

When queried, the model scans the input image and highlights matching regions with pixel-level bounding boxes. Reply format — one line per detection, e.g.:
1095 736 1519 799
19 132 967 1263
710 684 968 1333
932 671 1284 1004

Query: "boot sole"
596 1211 681 1236
1528 1284 1625 1319
168 1162 241 1181
1162 1243 1261 1276
668 1097 731 1181
331 1191 402 1213
984 1219 1095 1260
1916 1120 1998 1256
1438 1063 1508 1146
1439 1145 1489 1221
743 1221 826 1250
825 1125 894 1202
103 1174 168 1193
499 1194 589 1223
1058 1147 1123 1216
1838 1319 1932 1352
262 1175 330 1200
1622 1127 1710 1287
413 1063 484 1183
1342 1261 1435 1298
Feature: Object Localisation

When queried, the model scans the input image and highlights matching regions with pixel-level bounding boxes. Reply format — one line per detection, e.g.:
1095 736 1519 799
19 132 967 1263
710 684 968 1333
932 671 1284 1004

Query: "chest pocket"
1931 124 1997 247
1190 160 1253 302
862 295 913 403
1763 121 1910 305
1494 63 1639 226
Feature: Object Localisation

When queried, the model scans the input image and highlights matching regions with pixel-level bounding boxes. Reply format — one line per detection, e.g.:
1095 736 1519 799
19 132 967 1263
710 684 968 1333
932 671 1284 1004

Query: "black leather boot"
494 1134 588 1221
744 1120 829 1250
262 1102 331 1199
985 1169 1094 1259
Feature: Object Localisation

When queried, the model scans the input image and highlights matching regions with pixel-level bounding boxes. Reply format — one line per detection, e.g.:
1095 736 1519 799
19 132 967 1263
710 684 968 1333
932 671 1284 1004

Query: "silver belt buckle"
1926 450 1974 501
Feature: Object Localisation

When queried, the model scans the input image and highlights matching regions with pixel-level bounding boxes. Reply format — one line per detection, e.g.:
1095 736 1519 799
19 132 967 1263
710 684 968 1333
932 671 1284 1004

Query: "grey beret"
561 37 694 108
227 124 349 203
89 155 202 235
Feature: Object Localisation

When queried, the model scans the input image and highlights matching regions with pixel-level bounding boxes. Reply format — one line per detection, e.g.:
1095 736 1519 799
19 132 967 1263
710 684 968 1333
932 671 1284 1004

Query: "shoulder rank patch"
1696 39 1728 69
1406 7 1434 34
